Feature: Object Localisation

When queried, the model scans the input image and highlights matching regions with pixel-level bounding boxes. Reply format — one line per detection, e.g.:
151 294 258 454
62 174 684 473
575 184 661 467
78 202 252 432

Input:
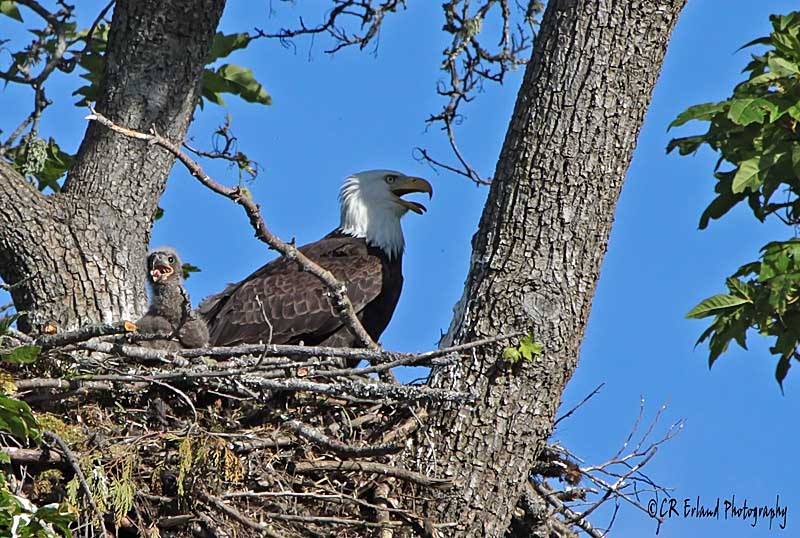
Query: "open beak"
391 176 433 214
150 263 174 282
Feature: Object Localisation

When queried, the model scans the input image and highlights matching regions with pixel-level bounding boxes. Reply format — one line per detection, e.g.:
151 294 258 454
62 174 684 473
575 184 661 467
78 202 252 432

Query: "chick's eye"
168 256 174 263
385 175 397 184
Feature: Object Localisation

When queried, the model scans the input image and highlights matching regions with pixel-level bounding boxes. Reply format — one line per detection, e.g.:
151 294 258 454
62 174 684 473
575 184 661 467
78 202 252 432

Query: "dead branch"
0 446 62 465
254 0 407 54
537 400 683 536
293 460 452 489
198 490 286 538
250 0 543 185
35 321 136 349
530 481 603 538
284 418 403 457
415 0 543 184
554 383 605 427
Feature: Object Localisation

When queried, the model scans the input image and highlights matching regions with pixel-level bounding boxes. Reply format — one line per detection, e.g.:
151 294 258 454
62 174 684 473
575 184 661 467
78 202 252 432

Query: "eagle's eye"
168 256 174 263
384 174 397 184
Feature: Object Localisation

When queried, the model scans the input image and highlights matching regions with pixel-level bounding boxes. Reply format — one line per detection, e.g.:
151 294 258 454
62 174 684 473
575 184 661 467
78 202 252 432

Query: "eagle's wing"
199 236 384 346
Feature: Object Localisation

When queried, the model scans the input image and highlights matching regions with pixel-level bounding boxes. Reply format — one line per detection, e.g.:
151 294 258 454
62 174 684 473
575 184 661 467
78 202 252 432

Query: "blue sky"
2 1 800 536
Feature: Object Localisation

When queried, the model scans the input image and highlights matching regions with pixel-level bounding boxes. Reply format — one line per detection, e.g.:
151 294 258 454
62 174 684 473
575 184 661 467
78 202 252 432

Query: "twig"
183 331 518 363
284 419 403 457
554 383 605 427
293 460 452 489
15 0 59 24
86 107 378 350
222 489 407 514
35 321 136 349
43 430 109 537
198 490 286 538
253 0 407 54
17 378 116 392
0 273 36 291
569 449 658 525
4 327 33 343
80 0 114 55
0 446 62 465
415 0 541 184
250 512 403 529
529 481 604 538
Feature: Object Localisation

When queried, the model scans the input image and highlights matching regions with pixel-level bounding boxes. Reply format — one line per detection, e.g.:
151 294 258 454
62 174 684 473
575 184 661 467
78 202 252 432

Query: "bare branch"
416 0 543 184
530 481 604 538
554 383 605 427
198 490 287 538
253 0 407 54
293 460 452 489
34 320 136 349
284 418 403 456
183 114 260 181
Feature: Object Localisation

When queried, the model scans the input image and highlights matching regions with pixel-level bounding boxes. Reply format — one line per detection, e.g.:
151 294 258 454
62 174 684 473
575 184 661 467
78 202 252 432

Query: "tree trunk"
419 1 685 535
0 0 225 333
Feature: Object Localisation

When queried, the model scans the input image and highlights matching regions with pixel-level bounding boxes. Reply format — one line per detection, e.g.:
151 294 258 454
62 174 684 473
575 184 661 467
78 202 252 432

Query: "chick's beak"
391 176 433 214
149 255 174 282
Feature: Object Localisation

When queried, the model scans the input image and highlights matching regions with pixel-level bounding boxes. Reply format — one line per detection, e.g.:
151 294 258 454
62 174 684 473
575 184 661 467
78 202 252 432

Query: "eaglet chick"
137 247 209 349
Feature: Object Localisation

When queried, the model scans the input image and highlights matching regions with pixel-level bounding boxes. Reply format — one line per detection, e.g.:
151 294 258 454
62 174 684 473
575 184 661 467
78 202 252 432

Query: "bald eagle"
199 170 433 348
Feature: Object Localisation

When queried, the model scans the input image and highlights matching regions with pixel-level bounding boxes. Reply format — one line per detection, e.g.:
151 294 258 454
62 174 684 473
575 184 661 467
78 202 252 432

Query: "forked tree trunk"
418 1 685 535
0 0 225 333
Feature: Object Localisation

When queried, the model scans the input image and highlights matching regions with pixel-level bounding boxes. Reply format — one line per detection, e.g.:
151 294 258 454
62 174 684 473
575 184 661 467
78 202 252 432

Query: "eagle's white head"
339 169 433 259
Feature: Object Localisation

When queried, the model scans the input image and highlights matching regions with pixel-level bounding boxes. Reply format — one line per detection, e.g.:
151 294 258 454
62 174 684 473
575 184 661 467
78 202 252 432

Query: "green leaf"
727 98 777 126
0 395 40 443
182 263 201 280
217 64 272 105
699 190 745 229
502 347 521 363
787 102 800 122
666 135 707 155
201 69 228 105
0 345 40 364
201 64 272 107
736 36 771 52
767 55 799 76
518 335 543 361
726 277 752 300
669 102 726 129
36 139 73 192
208 32 252 62
731 157 761 193
0 1 22 22
775 355 791 393
746 70 786 88
686 294 749 319
732 261 761 279
503 333 543 363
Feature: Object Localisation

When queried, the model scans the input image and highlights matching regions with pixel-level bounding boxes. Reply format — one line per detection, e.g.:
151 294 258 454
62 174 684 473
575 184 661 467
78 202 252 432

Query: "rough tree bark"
0 0 225 333
417 1 686 536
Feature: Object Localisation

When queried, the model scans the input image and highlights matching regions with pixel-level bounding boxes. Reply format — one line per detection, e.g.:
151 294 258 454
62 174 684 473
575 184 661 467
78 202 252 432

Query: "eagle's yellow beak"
391 176 433 214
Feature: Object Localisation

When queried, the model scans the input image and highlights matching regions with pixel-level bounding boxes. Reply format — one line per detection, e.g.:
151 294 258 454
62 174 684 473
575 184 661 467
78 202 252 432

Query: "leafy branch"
671 11 800 387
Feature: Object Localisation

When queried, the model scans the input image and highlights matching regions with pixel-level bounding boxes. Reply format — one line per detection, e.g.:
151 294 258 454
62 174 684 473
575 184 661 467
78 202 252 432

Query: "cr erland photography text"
646 494 788 534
